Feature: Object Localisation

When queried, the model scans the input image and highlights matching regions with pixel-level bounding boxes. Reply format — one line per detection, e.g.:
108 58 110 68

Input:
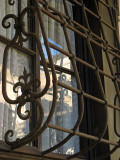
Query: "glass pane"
0 43 31 141
39 0 79 154
0 0 31 142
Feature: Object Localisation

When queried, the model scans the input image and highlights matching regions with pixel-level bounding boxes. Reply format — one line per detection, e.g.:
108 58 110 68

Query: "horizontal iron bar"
39 5 120 60
0 35 36 56
57 81 120 111
70 0 116 31
99 0 109 7
99 0 118 11
40 61 75 76
48 123 119 146
102 20 115 30
39 0 120 54
49 42 120 84
83 92 105 104
57 81 81 94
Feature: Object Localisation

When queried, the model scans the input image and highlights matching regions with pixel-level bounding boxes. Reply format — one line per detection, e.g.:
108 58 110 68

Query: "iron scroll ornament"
1 0 85 151
1 0 58 149
5 68 44 146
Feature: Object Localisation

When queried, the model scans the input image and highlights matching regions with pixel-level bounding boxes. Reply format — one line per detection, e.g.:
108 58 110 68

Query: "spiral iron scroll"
1 0 57 149
2 0 84 151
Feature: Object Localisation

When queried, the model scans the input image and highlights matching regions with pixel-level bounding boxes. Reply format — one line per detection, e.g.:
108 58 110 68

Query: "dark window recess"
73 0 110 159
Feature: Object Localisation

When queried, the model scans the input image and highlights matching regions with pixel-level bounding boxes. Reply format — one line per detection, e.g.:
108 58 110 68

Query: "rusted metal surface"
0 0 120 159
2 0 51 149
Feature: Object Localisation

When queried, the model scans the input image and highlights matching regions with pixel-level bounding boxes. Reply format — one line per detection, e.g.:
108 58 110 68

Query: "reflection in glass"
39 0 79 154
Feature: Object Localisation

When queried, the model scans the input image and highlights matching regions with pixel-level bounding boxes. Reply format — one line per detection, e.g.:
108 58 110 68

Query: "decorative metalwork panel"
1 0 120 159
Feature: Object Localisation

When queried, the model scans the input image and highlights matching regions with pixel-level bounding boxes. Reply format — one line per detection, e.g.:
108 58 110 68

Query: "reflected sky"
41 37 62 59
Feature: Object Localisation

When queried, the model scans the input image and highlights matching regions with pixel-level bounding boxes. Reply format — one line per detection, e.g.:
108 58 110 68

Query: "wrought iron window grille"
0 0 120 159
